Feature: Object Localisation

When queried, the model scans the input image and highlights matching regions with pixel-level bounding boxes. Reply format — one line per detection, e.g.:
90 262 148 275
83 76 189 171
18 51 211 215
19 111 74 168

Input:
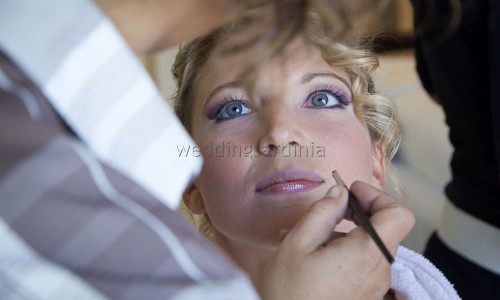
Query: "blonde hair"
172 2 402 237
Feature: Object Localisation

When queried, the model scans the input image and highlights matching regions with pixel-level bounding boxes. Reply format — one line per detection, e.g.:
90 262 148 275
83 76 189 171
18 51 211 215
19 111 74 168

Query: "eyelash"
208 96 248 121
207 83 351 121
306 84 350 108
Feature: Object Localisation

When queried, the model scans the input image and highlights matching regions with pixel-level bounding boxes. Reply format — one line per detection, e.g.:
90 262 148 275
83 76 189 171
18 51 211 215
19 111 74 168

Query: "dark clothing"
413 0 500 227
425 233 500 299
412 0 500 298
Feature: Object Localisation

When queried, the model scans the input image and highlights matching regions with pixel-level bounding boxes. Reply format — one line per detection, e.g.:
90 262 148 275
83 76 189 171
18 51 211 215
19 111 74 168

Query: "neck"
214 231 274 288
94 0 153 55
95 0 243 55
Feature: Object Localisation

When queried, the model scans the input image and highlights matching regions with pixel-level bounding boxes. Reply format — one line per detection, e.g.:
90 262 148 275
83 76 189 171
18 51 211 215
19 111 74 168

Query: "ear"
182 183 206 215
371 142 386 189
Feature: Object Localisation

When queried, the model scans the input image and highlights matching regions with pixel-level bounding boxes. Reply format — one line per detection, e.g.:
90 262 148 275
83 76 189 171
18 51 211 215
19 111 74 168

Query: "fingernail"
327 185 342 198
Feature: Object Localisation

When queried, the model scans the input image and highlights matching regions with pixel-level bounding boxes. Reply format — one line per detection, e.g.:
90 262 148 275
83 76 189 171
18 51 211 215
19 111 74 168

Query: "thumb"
281 185 349 253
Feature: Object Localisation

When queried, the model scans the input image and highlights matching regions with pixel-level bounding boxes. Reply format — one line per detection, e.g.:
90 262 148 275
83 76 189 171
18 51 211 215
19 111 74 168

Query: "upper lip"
255 167 325 192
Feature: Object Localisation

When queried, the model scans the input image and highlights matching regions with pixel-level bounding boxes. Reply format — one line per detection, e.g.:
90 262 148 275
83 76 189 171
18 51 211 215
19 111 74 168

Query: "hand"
258 181 415 300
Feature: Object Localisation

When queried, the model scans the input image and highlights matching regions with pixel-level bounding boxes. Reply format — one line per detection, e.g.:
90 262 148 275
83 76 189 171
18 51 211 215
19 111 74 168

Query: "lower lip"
257 180 322 195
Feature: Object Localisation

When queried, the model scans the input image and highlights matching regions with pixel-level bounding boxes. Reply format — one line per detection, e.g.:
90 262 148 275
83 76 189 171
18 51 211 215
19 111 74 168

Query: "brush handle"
347 190 394 264
331 170 394 264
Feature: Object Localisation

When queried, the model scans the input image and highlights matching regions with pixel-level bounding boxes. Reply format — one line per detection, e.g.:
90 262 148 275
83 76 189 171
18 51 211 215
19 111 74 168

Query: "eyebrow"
302 72 351 89
203 72 351 111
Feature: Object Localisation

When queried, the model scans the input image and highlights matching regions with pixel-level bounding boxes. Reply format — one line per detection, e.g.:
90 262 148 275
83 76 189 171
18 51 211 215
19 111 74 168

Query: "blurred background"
145 0 453 254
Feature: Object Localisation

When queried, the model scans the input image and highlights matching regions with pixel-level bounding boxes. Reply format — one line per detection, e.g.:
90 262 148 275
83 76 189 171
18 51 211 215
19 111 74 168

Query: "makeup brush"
332 170 394 264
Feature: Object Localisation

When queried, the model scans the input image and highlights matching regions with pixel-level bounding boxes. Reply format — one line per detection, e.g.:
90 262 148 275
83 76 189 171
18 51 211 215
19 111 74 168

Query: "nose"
257 102 306 155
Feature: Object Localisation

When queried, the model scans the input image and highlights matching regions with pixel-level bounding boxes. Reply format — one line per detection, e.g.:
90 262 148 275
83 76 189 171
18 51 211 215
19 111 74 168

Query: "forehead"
195 37 350 98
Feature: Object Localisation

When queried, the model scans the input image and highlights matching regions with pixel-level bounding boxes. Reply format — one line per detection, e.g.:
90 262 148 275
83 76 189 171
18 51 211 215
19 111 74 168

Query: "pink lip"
255 168 324 195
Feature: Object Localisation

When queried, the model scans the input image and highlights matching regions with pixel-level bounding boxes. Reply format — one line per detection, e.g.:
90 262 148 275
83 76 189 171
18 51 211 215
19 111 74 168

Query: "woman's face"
187 38 384 249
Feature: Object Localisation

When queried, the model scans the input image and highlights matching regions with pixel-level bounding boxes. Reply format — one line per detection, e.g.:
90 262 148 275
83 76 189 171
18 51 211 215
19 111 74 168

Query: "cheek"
192 132 256 229
198 155 246 200
193 132 254 193
315 121 374 183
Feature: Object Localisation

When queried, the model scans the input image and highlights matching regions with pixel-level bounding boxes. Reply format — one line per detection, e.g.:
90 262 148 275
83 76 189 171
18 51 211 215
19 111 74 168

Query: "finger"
324 231 347 245
282 185 349 253
279 229 291 242
349 181 415 253
282 229 346 245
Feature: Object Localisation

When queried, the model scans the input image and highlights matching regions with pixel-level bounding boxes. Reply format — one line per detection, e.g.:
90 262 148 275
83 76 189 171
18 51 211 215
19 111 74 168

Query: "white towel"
391 246 461 300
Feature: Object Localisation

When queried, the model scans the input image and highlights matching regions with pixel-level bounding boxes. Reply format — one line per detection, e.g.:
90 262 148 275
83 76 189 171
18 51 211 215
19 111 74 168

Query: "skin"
260 183 402 300
95 0 243 55
185 37 387 287
96 1 415 298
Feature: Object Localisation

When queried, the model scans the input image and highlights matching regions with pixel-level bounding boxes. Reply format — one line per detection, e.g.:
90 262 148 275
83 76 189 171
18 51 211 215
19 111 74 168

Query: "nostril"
260 144 277 153
257 144 279 157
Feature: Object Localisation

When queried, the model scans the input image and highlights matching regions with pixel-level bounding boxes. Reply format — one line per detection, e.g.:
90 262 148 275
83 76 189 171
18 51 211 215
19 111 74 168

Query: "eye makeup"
206 95 249 121
332 170 394 264
305 83 351 108
204 75 352 122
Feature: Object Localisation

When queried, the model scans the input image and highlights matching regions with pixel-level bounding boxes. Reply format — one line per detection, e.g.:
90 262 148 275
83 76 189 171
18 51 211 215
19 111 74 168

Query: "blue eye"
311 92 336 106
306 87 349 108
308 91 341 108
215 101 251 120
